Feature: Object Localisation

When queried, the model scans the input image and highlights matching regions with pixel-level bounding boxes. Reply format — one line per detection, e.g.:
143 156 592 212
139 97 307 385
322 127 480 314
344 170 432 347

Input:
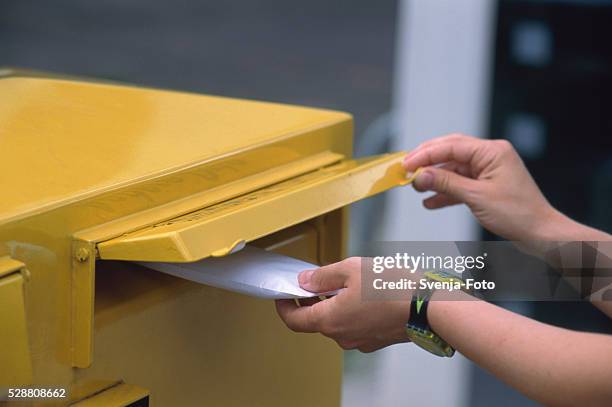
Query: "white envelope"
137 245 320 299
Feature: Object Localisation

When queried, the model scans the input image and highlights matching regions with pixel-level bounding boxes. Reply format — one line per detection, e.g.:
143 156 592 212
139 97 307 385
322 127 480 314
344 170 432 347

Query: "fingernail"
299 269 314 286
403 151 420 169
416 170 434 189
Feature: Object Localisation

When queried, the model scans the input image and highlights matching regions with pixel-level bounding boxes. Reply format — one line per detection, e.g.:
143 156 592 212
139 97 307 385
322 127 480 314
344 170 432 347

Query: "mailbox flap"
97 151 409 262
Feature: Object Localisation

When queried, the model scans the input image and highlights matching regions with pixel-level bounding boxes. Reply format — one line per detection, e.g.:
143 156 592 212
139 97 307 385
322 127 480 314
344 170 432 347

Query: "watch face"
406 329 454 357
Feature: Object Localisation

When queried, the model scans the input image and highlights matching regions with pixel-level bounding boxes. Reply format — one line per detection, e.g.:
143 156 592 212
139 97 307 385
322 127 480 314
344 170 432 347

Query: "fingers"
423 193 461 209
298 258 358 293
413 167 478 204
297 296 322 307
405 133 471 159
412 161 472 192
414 162 471 209
403 135 487 207
441 161 472 178
275 299 322 333
403 134 483 172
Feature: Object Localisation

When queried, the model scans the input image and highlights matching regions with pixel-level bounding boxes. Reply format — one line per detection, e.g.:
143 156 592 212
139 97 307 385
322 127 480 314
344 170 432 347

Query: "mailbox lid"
0 74 351 224
97 151 408 262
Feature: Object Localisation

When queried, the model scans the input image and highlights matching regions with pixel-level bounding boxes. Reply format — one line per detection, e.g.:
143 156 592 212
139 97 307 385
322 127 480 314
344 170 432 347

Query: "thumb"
298 260 353 293
414 167 477 204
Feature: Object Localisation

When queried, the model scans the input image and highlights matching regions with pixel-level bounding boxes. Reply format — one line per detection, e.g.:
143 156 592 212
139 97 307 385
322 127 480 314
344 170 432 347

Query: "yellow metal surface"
86 252 342 406
73 150 344 245
72 382 149 406
0 257 32 386
72 240 97 369
0 72 403 405
0 255 28 278
97 151 408 262
0 75 351 225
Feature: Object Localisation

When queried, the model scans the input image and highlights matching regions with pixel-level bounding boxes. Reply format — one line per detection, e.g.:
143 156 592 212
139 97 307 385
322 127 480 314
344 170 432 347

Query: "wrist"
427 289 473 345
530 206 573 241
533 207 611 241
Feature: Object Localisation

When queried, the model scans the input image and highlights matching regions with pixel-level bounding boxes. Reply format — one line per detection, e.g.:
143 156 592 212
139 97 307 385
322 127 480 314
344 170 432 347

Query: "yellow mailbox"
0 69 407 406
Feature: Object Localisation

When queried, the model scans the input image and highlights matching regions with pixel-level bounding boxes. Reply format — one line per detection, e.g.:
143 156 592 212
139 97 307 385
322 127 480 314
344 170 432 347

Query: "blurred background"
2 0 611 405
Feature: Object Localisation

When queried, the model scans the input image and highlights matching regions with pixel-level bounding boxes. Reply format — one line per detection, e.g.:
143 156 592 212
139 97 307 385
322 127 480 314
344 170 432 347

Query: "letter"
395 253 403 267
429 255 443 270
455 256 465 273
373 257 385 273
476 255 485 269
402 253 410 270
464 256 475 269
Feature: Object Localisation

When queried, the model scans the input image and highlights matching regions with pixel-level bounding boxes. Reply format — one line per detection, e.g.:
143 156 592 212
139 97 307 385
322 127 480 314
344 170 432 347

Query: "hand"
402 134 560 241
275 257 411 353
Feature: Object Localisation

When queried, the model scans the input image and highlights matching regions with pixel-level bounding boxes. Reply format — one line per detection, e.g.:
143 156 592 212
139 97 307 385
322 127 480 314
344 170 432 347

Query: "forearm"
537 209 612 242
533 210 612 317
428 292 612 406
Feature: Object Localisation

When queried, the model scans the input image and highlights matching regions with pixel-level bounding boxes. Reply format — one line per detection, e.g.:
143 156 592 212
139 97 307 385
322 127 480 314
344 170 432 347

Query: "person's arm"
275 134 612 406
275 260 612 407
538 210 611 242
429 291 612 407
402 133 612 243
402 134 612 317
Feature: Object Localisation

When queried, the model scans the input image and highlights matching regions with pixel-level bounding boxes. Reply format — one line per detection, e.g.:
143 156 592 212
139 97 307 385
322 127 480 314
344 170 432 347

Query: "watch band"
408 286 433 332
405 272 456 358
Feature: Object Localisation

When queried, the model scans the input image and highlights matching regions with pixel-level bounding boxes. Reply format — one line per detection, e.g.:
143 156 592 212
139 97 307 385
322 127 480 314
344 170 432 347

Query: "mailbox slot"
72 151 407 368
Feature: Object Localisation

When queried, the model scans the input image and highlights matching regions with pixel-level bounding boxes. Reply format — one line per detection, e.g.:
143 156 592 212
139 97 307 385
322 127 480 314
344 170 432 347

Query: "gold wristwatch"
405 270 465 357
